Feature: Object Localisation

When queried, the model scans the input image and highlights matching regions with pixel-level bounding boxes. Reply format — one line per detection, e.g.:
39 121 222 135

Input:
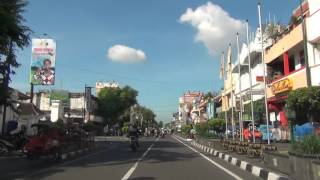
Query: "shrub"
181 124 192 135
291 135 320 155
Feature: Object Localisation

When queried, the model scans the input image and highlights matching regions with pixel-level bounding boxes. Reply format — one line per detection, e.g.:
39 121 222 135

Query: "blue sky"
11 0 299 122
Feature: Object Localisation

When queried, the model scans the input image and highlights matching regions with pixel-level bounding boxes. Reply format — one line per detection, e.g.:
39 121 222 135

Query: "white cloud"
180 2 246 55
107 45 146 63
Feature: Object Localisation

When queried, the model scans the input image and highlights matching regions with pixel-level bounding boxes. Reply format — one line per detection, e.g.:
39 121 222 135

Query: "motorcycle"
129 136 138 152
0 132 27 155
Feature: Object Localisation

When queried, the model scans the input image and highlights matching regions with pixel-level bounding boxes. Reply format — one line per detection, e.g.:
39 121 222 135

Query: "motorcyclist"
128 124 139 147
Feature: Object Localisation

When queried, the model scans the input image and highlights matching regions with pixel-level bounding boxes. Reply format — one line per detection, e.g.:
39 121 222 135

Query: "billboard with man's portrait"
30 39 56 85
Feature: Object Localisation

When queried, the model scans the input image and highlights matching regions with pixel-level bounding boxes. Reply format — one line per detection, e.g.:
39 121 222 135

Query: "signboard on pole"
30 39 56 85
85 86 92 112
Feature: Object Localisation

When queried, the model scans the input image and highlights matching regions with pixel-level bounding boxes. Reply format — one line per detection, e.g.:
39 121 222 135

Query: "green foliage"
97 85 138 125
195 123 208 137
291 135 320 155
135 105 156 128
287 87 320 124
158 121 163 128
121 122 130 133
181 124 192 135
208 118 225 133
243 98 266 123
122 126 129 134
83 122 95 132
0 0 31 104
50 90 69 105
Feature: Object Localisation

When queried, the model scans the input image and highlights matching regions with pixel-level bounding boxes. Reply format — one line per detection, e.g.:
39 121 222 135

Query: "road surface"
0 136 260 180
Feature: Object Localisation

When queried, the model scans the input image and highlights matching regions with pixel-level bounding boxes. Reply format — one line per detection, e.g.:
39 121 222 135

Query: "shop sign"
256 76 265 82
271 78 293 94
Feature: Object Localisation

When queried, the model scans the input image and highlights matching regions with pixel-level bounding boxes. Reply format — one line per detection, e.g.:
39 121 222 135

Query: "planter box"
263 151 291 175
289 152 320 180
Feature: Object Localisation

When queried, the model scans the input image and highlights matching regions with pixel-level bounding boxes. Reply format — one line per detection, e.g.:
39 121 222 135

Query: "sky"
11 0 300 122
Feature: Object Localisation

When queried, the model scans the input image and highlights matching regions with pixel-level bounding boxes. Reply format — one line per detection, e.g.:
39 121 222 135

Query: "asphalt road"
0 136 260 180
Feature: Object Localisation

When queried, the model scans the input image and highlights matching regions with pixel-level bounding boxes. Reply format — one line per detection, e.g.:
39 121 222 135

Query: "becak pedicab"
23 122 65 160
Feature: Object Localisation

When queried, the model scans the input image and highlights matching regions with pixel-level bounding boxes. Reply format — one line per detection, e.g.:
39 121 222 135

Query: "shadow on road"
17 137 196 179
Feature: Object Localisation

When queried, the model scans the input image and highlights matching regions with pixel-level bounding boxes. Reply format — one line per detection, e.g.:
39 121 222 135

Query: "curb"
189 140 290 180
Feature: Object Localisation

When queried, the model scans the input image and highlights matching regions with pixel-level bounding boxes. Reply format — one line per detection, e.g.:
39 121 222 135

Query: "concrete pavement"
0 136 261 180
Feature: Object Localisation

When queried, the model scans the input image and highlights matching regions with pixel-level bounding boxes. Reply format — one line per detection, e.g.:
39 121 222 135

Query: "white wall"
40 93 50 111
50 100 63 122
70 97 85 110
311 65 320 86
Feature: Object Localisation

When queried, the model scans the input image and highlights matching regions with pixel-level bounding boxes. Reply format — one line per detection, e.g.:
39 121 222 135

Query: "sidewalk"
195 138 291 175
175 135 290 180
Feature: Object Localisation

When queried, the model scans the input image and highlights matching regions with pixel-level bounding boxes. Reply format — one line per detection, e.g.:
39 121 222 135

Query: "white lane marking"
173 136 243 180
121 138 159 180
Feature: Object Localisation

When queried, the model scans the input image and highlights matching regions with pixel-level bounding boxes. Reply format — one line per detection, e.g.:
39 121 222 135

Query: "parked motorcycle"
129 136 138 152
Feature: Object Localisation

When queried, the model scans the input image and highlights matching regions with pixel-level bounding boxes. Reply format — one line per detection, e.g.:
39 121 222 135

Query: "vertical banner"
85 86 92 112
30 39 56 85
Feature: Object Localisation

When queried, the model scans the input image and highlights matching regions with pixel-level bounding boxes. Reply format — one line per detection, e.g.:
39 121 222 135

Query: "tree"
158 121 163 128
0 0 31 103
287 86 320 124
208 118 225 134
97 85 138 126
243 98 266 124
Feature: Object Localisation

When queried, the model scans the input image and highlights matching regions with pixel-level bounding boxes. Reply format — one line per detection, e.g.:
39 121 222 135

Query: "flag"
220 53 225 79
227 44 232 79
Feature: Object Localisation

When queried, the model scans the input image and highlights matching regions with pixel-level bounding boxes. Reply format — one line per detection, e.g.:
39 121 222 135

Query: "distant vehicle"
258 125 273 141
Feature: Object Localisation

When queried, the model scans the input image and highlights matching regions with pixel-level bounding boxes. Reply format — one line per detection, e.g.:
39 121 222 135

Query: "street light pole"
246 20 256 143
258 3 271 145
236 33 244 142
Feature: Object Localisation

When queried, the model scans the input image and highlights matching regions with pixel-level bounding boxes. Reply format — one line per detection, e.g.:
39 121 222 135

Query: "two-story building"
265 0 320 128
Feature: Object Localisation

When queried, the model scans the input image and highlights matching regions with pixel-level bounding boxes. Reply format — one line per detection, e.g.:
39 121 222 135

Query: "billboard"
30 39 56 85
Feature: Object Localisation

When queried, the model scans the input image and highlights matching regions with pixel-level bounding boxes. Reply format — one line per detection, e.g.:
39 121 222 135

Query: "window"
289 55 295 72
299 50 305 66
267 57 284 82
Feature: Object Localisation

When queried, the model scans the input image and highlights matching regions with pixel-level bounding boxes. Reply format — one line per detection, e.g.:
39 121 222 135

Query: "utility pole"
236 33 244 141
258 3 271 145
299 0 312 87
246 20 256 143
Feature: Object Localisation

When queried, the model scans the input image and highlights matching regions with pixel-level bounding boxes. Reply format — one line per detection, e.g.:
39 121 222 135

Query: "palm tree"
0 0 31 103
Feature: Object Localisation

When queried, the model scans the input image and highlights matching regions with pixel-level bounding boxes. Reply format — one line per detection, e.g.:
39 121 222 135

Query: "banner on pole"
85 87 92 112
30 39 56 85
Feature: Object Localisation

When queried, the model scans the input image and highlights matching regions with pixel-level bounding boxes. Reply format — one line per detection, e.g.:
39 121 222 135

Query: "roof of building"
18 103 43 116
